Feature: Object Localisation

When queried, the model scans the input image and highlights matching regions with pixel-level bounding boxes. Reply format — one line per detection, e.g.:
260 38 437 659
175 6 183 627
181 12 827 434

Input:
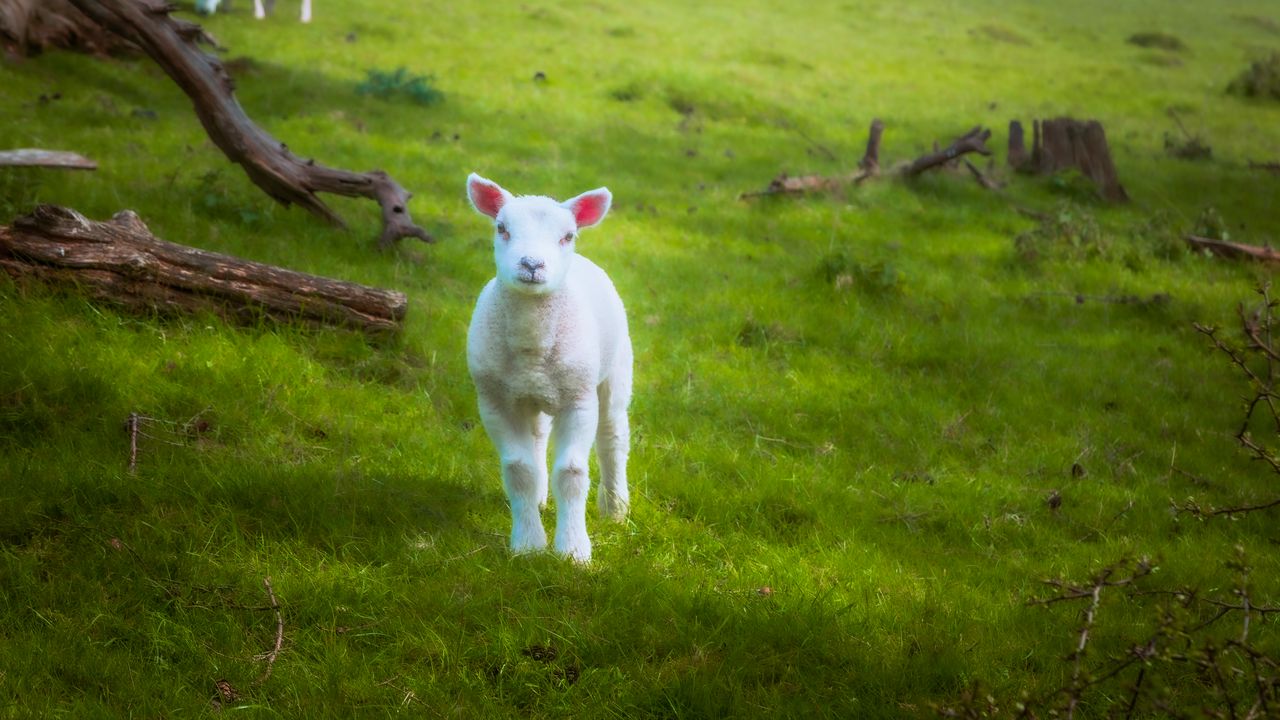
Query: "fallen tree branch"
902 126 992 177
1188 235 1280 264
1248 160 1280 174
0 148 97 170
962 158 1001 190
63 0 433 248
0 204 408 333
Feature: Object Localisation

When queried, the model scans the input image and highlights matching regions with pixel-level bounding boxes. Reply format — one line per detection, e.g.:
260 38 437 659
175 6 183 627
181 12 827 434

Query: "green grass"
2 0 1280 716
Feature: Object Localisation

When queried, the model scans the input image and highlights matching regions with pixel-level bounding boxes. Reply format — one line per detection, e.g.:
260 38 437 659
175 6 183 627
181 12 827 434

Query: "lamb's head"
467 173 612 295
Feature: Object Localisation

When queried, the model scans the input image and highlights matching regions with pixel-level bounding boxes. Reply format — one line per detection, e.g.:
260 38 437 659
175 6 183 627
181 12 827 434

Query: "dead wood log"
1186 235 1280 264
0 204 408 333
855 118 885 181
1008 120 1028 170
1026 117 1128 202
60 0 432 249
902 126 992 177
0 148 96 169
1248 160 1280 174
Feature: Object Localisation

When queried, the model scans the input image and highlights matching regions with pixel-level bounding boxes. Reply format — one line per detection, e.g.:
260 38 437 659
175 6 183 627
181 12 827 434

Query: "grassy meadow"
3 0 1280 716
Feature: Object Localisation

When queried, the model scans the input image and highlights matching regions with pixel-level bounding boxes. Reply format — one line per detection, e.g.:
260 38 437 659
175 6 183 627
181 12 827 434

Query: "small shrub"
818 252 901 295
1126 31 1188 52
609 80 646 103
735 318 801 348
972 24 1031 46
356 67 445 106
1128 211 1187 263
1234 14 1280 35
1163 132 1211 160
1014 202 1107 264
1193 206 1230 242
1228 52 1280 101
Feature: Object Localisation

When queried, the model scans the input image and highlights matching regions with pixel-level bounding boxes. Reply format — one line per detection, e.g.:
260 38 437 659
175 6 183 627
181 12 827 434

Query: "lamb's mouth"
516 273 546 285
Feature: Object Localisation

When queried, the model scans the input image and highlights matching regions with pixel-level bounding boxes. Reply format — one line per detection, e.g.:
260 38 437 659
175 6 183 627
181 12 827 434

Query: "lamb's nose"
518 256 545 272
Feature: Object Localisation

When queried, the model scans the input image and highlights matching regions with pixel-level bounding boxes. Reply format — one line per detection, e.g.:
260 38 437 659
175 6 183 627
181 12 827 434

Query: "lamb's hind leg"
596 349 632 521
478 398 547 554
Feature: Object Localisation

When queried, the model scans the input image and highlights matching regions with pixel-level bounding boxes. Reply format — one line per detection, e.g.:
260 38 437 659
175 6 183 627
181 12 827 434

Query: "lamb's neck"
497 285 568 355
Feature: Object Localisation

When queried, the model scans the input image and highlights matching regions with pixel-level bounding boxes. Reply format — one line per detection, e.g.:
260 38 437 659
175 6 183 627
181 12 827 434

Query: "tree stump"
0 205 408 333
1024 117 1128 202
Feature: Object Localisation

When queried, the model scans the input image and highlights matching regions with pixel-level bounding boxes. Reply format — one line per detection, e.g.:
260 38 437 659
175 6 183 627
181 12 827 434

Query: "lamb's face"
492 197 578 295
467 173 612 296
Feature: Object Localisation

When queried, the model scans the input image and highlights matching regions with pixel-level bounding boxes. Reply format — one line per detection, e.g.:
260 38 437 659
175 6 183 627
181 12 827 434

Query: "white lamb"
254 0 312 22
193 0 312 22
465 173 632 563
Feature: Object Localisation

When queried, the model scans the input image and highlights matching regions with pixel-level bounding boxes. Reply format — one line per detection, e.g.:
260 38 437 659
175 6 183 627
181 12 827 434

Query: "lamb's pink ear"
467 173 511 219
562 187 612 229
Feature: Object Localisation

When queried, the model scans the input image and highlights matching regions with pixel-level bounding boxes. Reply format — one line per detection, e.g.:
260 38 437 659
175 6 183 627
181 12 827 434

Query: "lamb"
465 173 632 563
193 0 312 23
254 0 312 22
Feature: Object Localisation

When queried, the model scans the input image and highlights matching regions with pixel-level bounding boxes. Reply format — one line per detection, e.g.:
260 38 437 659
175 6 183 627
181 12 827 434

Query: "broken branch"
902 126 992 177
0 205 408 334
1187 235 1280 264
63 0 432 248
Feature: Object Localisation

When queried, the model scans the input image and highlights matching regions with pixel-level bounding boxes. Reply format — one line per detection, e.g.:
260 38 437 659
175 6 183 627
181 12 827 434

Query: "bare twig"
962 158 1001 190
253 576 284 687
126 412 140 473
778 119 838 163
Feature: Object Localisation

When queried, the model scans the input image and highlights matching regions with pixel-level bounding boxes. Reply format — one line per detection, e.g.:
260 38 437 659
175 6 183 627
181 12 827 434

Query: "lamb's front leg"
478 398 547 554
550 400 599 562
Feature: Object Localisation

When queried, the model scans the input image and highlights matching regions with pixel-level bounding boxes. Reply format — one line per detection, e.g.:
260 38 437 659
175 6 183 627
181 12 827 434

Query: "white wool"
465 173 632 563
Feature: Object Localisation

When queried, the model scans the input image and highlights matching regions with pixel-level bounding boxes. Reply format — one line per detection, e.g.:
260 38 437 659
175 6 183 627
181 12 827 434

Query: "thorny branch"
939 553 1279 719
1028 559 1154 720
1183 284 1280 518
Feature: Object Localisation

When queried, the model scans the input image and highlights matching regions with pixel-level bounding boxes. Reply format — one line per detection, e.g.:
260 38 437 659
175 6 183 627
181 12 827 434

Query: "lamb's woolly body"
465 174 631 562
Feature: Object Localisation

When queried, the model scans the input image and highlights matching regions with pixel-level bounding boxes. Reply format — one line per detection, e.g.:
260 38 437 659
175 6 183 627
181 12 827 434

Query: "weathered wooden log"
1026 117 1128 202
0 205 408 333
1186 235 1280 264
0 148 97 169
856 118 885 181
60 0 433 248
902 126 992 177
1008 120 1028 170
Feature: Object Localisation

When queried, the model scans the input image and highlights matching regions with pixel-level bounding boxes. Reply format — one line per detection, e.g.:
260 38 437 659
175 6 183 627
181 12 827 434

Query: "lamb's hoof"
554 538 592 564
598 494 629 522
510 526 547 555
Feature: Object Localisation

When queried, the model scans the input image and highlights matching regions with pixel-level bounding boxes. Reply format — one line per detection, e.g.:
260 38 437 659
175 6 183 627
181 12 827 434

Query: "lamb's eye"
561 232 575 245
496 223 510 240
